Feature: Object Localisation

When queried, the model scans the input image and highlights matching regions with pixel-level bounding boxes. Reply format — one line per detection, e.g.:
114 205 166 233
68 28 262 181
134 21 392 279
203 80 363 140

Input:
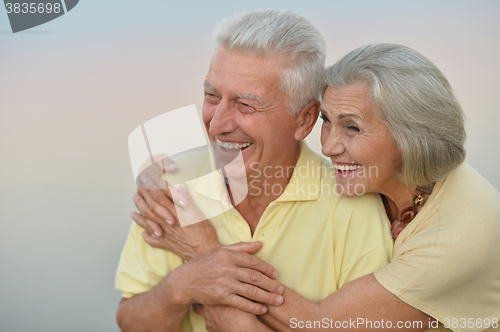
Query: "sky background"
1 1 499 331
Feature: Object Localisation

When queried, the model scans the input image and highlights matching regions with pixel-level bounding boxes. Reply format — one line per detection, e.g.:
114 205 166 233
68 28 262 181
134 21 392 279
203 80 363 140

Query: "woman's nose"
322 129 346 158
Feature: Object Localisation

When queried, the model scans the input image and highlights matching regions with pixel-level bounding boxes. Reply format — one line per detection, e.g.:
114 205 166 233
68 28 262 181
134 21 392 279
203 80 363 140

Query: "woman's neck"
379 183 419 222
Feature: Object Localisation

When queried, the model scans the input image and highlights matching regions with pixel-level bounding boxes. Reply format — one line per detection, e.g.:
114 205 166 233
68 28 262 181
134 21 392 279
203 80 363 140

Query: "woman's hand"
132 182 221 260
131 155 221 260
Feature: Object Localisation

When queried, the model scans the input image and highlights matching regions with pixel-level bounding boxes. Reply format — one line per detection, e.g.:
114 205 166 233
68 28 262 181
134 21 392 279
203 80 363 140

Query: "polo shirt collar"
276 142 322 202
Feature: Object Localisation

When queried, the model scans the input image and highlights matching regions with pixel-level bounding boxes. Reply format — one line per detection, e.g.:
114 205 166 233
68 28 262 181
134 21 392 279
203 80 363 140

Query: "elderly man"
116 9 392 332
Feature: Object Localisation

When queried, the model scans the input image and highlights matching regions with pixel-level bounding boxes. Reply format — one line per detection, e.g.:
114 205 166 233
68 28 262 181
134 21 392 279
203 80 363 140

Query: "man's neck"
227 142 302 235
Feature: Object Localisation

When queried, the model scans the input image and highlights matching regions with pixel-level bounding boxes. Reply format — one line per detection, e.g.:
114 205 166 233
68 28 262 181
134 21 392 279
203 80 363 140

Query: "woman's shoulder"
433 162 500 215
396 162 500 253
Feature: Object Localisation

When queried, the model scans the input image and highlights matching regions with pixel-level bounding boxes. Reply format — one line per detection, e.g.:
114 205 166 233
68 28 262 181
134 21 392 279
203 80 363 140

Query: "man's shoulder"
164 146 214 185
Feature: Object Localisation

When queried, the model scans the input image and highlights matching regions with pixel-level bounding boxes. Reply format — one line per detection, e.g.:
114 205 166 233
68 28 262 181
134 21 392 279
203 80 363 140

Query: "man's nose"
209 99 237 136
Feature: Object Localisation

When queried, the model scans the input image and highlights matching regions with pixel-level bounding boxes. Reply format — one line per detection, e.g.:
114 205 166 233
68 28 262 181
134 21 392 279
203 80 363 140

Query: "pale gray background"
1 0 499 331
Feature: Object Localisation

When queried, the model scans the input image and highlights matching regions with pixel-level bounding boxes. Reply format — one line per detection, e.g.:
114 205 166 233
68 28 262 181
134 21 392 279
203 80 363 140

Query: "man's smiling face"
202 47 302 179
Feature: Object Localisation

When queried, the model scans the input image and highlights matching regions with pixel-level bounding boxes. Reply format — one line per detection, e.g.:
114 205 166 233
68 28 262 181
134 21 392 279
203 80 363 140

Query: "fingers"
169 184 188 208
169 183 210 227
209 249 284 305
135 189 177 226
130 211 150 233
224 294 268 315
227 241 263 255
138 164 167 189
232 269 284 306
159 156 179 174
150 154 178 174
133 192 168 227
223 244 279 280
238 267 284 296
146 187 177 225
142 232 170 250
131 210 164 239
148 220 163 237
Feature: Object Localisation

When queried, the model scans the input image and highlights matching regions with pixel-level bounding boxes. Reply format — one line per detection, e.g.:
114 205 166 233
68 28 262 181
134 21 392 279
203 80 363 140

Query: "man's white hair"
212 9 325 115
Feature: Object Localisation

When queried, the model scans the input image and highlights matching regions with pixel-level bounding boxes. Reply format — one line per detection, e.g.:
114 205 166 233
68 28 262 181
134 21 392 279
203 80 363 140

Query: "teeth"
333 163 362 171
216 139 252 150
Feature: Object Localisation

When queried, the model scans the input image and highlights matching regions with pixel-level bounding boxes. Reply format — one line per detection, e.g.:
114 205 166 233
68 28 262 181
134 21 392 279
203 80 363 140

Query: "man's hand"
167 242 285 315
193 304 275 332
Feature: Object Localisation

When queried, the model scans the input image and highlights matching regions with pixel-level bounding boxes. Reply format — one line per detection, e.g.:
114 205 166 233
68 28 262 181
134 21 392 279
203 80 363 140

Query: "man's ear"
294 100 320 141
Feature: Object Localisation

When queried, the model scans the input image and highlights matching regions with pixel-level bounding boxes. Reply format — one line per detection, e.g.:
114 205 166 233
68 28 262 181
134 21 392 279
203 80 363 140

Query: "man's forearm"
116 276 190 332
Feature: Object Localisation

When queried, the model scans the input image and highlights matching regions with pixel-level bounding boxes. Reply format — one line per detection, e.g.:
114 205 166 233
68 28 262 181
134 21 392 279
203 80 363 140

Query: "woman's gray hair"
213 9 325 115
325 43 466 187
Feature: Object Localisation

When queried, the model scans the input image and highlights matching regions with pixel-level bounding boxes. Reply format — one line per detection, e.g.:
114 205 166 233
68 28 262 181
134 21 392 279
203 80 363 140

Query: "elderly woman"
132 44 500 331
252 43 500 331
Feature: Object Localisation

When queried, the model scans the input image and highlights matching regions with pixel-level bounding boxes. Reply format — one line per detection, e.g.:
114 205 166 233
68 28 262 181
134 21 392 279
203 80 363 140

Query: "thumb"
227 241 263 254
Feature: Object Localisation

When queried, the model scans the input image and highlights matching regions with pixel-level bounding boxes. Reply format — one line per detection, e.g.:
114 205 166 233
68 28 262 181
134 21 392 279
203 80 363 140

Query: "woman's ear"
294 100 320 141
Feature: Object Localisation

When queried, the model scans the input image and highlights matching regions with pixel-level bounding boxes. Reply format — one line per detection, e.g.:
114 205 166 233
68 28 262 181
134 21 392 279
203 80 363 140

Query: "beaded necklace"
390 184 435 241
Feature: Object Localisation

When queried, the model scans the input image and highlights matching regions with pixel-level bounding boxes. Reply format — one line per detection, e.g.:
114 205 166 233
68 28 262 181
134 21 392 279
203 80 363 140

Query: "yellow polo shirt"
116 143 393 332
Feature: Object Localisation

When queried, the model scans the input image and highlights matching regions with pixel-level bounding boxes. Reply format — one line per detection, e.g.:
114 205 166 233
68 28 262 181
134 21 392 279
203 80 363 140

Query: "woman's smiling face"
320 84 402 197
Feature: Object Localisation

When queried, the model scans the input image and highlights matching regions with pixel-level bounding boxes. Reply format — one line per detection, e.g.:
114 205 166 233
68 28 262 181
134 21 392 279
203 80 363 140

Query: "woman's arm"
261 274 431 332
131 182 431 331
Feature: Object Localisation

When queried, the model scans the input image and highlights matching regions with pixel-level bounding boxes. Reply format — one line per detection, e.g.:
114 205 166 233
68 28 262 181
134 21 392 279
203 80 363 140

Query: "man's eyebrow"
204 81 217 92
235 94 262 103
204 81 261 103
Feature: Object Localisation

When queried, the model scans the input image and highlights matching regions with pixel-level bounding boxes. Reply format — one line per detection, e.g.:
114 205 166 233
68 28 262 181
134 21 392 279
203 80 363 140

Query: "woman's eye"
347 124 360 132
320 114 330 123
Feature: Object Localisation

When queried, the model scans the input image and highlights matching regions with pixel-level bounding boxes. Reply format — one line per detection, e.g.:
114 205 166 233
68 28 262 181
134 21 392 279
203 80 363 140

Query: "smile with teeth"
333 163 362 171
216 139 253 151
